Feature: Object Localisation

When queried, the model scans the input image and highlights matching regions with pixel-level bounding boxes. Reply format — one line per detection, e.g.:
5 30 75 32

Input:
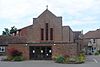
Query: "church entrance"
29 46 52 60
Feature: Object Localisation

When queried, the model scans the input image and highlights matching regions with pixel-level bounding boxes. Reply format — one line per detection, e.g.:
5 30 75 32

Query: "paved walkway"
0 56 7 61
0 60 100 67
85 55 100 63
0 55 100 67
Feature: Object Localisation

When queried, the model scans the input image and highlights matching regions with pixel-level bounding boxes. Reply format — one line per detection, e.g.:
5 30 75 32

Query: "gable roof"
84 29 100 39
37 9 57 18
63 26 73 31
32 9 62 25
18 10 58 31
18 25 33 31
10 25 33 34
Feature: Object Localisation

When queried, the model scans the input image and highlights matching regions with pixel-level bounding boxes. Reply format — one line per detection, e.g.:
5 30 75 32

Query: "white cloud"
0 0 31 18
64 20 96 26
0 0 100 34
47 0 96 15
0 0 99 19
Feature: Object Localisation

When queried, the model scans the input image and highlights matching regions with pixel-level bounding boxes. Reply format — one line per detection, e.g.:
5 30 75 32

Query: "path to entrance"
0 60 100 67
1 55 100 67
85 55 100 63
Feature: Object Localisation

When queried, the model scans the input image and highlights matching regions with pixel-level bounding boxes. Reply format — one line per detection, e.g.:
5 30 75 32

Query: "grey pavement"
0 60 100 67
85 55 100 63
0 56 7 61
0 55 100 67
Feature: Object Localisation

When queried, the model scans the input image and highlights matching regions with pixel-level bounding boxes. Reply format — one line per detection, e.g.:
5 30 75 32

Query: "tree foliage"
2 28 10 36
2 26 17 36
10 26 17 34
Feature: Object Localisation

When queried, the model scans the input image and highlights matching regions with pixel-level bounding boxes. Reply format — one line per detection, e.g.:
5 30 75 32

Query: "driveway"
85 55 100 63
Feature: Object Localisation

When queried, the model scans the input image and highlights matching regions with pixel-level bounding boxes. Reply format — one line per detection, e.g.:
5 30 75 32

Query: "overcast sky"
0 0 100 34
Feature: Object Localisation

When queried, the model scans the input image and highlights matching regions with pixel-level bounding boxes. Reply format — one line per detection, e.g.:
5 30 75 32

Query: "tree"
2 26 17 36
10 26 17 34
2 28 10 36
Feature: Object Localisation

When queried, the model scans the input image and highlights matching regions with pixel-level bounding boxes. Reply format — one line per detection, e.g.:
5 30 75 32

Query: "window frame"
0 47 5 52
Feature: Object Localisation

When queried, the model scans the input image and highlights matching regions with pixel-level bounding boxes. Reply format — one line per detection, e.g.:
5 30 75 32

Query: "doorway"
29 46 52 60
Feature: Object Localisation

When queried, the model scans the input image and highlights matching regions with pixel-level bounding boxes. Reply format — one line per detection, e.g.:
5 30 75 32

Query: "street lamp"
54 44 56 45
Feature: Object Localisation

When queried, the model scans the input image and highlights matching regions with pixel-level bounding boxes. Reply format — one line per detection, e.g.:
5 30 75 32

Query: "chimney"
33 18 37 24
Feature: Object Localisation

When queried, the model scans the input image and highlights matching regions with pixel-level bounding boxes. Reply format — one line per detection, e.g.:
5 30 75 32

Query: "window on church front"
41 28 44 40
50 28 53 40
45 23 48 40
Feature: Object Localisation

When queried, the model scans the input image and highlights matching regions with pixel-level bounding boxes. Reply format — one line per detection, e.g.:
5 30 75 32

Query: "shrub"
7 56 13 61
10 50 22 57
52 55 58 61
69 57 76 62
54 53 85 64
63 54 70 59
95 50 100 55
98 50 100 54
55 56 65 63
95 51 99 55
12 56 24 61
63 54 70 63
7 49 24 61
78 53 85 62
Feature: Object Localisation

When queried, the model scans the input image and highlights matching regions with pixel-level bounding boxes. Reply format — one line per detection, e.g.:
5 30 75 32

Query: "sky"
0 0 100 35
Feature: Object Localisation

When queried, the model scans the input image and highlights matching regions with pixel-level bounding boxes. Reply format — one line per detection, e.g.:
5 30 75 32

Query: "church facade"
0 9 83 60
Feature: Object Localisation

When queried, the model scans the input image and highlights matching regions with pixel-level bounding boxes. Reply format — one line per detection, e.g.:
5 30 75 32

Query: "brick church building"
0 9 83 60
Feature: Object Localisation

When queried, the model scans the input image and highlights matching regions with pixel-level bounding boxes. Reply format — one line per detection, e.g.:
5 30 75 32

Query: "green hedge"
54 53 85 64
55 56 65 63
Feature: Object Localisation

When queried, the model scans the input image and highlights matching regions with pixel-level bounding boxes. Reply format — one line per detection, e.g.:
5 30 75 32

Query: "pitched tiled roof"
63 26 73 31
37 9 57 18
18 25 33 31
84 29 100 39
10 25 33 34
0 36 27 45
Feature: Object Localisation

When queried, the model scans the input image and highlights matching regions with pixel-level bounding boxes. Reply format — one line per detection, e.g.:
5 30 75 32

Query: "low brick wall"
6 44 29 60
52 43 78 57
6 43 78 60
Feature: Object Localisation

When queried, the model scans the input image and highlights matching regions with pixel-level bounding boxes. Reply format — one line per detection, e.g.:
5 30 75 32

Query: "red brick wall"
52 43 78 57
6 43 78 60
7 44 29 60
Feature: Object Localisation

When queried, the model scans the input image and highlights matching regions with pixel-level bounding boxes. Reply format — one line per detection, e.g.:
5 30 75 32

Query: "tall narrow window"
50 28 53 40
41 28 44 40
45 23 48 40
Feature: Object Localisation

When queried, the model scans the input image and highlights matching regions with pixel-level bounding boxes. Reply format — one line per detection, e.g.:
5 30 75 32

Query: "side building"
83 29 100 55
